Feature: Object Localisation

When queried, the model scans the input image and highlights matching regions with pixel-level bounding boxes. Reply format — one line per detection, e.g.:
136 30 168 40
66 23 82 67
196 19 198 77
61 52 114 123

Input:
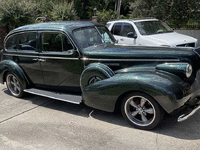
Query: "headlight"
186 64 192 78
156 63 193 78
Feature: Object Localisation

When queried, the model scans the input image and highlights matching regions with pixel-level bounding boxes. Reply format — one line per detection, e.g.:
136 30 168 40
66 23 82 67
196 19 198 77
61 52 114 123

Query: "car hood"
83 44 197 60
144 32 197 47
82 44 200 72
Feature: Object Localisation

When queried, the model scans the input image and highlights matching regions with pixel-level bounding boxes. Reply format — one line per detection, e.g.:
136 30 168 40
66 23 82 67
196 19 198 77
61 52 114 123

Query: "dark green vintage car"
0 21 200 130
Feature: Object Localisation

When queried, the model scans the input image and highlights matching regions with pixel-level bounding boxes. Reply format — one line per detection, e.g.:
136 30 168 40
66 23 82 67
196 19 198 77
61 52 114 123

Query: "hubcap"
124 96 156 126
6 74 21 96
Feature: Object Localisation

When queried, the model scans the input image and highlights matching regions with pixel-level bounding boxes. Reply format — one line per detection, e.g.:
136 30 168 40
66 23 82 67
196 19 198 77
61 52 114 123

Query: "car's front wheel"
121 92 164 130
6 72 25 97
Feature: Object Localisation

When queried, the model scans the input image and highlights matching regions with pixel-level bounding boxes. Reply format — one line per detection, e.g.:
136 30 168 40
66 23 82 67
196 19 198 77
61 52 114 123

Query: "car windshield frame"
134 20 173 35
73 26 115 49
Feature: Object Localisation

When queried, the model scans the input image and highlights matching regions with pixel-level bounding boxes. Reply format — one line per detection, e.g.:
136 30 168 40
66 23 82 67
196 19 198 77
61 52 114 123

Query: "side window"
41 32 73 52
5 35 18 51
19 32 37 50
42 32 62 52
62 34 73 51
111 23 122 36
122 23 136 37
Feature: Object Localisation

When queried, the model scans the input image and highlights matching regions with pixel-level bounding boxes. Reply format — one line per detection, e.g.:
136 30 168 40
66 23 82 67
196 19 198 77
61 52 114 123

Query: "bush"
0 0 36 32
51 1 79 21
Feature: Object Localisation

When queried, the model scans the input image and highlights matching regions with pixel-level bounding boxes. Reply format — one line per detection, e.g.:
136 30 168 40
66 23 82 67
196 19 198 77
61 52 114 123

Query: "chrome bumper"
177 104 200 122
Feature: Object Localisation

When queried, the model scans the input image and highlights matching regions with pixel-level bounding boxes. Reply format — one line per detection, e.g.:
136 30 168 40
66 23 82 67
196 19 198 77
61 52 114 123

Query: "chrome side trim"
3 53 79 60
4 53 180 62
81 58 180 62
40 56 79 60
4 53 38 58
177 104 200 122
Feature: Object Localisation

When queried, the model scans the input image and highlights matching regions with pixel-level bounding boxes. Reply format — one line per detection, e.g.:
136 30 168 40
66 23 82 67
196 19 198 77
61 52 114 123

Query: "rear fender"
82 71 191 113
0 60 28 89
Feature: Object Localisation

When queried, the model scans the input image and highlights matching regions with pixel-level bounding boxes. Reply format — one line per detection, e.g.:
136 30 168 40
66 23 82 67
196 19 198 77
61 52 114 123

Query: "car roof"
8 21 100 35
107 18 159 23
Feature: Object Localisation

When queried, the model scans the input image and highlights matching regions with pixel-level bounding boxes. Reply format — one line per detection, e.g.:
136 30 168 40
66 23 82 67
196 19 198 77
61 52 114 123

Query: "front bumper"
176 69 200 122
178 102 200 122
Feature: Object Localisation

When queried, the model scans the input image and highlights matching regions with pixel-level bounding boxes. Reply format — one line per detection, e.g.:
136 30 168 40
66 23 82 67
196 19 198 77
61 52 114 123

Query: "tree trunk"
117 0 121 19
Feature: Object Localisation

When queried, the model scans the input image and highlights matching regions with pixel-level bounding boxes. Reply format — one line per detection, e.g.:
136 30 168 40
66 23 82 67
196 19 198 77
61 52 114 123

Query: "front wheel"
121 92 164 130
6 72 25 97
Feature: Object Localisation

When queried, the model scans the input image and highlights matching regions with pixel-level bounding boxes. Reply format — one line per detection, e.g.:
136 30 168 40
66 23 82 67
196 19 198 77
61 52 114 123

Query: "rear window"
19 32 37 50
5 35 18 51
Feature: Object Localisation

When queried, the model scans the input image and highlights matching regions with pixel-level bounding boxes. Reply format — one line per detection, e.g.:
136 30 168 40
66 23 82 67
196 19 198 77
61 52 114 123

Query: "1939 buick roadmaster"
0 21 200 130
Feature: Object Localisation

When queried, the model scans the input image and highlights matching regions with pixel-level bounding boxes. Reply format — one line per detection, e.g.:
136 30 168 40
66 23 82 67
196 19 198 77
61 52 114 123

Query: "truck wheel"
81 63 114 91
6 72 25 97
121 92 164 130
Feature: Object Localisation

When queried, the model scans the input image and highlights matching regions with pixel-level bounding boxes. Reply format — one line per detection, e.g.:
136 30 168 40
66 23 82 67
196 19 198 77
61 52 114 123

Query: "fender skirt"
82 71 191 113
0 60 27 89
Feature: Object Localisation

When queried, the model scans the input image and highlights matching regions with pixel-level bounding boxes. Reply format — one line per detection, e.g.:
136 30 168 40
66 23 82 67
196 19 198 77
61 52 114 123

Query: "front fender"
0 60 28 89
82 71 191 113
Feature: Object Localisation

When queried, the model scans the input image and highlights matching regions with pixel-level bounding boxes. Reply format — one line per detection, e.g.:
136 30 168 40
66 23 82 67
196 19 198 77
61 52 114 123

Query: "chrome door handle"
38 59 46 62
120 39 124 41
32 58 38 61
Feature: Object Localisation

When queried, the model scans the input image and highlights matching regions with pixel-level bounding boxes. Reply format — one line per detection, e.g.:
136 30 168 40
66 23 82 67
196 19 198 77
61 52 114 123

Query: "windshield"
73 26 115 49
134 20 173 35
97 26 116 43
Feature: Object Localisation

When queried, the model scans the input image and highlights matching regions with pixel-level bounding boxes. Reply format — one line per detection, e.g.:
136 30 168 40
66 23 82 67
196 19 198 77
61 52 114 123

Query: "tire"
121 92 164 130
6 72 25 97
80 63 114 91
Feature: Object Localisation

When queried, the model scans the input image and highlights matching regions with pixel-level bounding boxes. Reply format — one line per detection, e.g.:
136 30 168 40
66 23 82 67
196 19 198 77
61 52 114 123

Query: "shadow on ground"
3 88 200 140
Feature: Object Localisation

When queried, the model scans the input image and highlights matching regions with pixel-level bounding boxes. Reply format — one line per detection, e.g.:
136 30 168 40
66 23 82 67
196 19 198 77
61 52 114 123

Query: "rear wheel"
121 92 164 130
6 72 25 97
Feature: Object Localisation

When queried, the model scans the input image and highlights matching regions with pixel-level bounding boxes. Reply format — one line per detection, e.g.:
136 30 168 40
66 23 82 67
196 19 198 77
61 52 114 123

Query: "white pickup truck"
106 18 198 48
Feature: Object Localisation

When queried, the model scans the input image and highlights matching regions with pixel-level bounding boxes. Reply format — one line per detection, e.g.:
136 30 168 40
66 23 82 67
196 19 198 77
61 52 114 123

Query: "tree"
51 1 79 21
97 9 117 23
0 0 36 33
129 0 200 27
74 0 90 19
35 0 54 20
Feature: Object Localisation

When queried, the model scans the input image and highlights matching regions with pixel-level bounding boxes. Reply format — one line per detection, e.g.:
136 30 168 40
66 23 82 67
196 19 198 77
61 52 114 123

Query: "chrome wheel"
6 73 23 97
125 96 155 126
121 92 164 129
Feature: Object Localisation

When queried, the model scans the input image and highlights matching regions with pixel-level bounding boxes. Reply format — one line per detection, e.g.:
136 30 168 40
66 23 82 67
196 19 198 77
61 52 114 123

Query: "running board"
24 88 82 104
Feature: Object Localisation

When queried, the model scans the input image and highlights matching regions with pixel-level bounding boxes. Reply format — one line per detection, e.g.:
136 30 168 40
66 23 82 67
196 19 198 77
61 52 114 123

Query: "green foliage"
87 0 106 19
0 0 36 31
74 0 89 19
35 0 54 19
129 0 200 28
51 1 79 21
98 9 117 23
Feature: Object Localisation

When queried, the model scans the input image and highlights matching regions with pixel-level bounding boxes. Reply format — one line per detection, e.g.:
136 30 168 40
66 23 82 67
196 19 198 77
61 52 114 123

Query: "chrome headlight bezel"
185 64 193 78
156 63 193 79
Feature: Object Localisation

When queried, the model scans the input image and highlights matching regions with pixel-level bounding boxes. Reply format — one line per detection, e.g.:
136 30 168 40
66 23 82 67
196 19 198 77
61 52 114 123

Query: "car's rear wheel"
121 92 164 130
6 72 25 97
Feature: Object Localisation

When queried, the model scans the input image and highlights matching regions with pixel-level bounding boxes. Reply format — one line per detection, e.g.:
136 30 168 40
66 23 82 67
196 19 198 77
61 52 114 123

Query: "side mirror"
127 32 137 39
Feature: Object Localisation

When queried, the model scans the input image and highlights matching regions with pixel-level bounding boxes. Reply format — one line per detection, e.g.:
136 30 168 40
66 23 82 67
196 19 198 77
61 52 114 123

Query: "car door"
120 23 137 45
110 22 124 44
39 31 83 92
5 32 44 87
